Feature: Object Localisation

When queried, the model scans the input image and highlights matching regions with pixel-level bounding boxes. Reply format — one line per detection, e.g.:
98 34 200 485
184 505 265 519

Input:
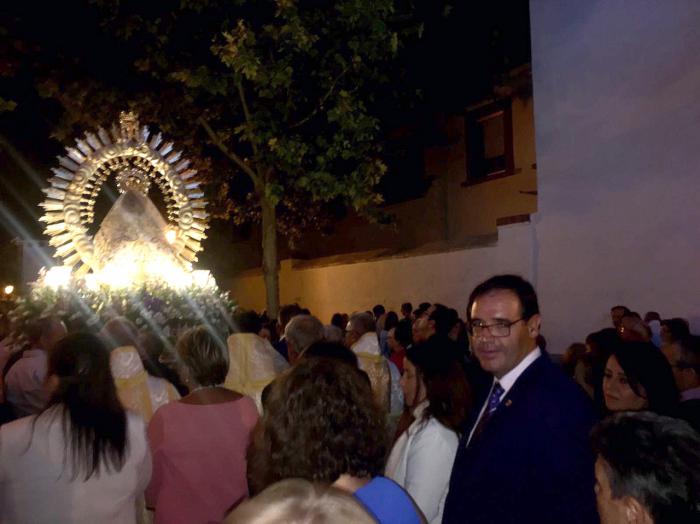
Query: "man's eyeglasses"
468 318 525 337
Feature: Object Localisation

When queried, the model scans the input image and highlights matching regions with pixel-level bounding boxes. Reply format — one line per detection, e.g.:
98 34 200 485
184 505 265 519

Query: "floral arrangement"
8 277 236 348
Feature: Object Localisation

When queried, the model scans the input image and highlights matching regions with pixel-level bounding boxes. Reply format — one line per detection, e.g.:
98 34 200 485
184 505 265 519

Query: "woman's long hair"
34 332 127 480
405 336 472 434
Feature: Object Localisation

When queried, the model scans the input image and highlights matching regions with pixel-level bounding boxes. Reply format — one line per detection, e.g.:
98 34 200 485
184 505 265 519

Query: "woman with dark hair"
250 357 425 524
146 325 258 524
603 341 679 416
331 312 346 330
379 311 400 358
137 331 188 396
0 332 151 523
385 337 471 524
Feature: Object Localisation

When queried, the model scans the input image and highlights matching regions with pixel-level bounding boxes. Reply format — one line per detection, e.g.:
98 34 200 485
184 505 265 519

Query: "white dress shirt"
5 348 49 417
467 347 542 446
0 408 152 523
385 401 459 524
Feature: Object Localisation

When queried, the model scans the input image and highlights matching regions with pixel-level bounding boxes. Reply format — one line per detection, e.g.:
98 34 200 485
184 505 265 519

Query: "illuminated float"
11 111 234 341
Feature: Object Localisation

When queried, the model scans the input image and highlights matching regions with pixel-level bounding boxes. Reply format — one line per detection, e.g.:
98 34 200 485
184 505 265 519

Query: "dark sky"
0 1 531 260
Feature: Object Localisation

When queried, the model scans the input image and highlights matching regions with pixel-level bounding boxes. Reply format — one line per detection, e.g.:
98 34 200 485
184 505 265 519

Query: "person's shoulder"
515 356 595 413
149 397 189 422
234 395 259 420
359 476 406 497
415 416 459 446
356 477 424 524
0 413 35 438
524 355 588 394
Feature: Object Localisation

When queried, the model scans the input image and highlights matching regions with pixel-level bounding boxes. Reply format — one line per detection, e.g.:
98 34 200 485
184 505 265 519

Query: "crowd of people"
0 274 699 523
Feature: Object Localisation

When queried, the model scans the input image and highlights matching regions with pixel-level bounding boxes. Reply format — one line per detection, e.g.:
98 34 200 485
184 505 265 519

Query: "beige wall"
445 96 538 242
294 96 538 260
230 222 534 323
224 87 539 333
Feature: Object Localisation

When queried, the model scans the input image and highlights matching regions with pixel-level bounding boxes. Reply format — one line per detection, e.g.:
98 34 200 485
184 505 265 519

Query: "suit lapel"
463 353 550 445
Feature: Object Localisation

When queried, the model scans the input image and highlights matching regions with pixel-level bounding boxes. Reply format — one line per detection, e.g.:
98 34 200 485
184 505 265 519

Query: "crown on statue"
116 167 152 195
119 111 140 142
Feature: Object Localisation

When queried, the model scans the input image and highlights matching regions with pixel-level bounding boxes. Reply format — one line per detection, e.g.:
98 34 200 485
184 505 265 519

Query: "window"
464 99 514 184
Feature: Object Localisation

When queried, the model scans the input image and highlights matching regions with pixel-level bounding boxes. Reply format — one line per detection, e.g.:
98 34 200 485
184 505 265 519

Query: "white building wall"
530 0 700 351
230 222 534 325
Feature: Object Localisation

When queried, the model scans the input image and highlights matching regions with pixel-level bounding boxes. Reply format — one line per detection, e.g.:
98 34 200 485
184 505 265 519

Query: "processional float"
12 111 234 340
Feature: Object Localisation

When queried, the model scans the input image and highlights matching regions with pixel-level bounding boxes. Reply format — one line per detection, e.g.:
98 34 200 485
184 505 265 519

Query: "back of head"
25 315 64 347
677 334 700 376
330 313 345 330
467 274 539 323
233 309 263 334
100 316 139 350
383 311 399 332
562 343 587 377
226 478 376 524
279 304 303 330
176 325 229 387
372 304 386 319
611 341 678 415
428 305 458 338
661 317 691 343
406 336 471 432
400 302 413 316
285 315 324 355
591 412 700 524
137 331 169 377
348 312 375 337
611 305 631 314
251 357 386 489
414 303 431 318
322 325 344 344
393 320 413 348
620 314 651 342
46 332 126 480
586 328 620 359
301 341 359 368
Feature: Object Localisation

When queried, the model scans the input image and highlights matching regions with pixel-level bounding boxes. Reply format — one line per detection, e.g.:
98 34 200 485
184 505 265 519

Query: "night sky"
0 0 531 281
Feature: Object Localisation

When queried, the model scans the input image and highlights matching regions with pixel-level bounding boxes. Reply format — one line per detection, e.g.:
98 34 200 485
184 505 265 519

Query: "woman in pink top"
146 326 259 524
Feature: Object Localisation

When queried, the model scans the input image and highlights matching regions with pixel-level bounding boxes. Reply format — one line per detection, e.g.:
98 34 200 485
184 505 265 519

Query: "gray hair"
323 324 344 344
348 312 375 337
285 315 324 354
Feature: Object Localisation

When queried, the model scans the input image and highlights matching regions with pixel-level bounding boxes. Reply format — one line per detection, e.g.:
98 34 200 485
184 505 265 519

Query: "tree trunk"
260 194 280 319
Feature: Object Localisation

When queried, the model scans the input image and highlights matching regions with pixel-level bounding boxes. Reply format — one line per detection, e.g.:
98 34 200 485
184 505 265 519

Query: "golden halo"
39 111 208 274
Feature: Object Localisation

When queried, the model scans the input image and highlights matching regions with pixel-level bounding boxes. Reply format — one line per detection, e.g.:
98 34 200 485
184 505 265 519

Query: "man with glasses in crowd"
442 274 598 524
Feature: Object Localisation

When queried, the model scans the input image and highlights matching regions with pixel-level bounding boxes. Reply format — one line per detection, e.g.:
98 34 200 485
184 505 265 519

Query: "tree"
189 0 401 317
3 0 414 317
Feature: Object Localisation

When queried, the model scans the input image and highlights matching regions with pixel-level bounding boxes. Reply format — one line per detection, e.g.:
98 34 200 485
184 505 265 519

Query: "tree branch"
290 64 350 129
197 116 260 186
237 81 259 159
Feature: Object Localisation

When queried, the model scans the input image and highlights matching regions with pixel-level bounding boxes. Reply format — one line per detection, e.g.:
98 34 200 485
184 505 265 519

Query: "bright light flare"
192 270 216 288
83 274 100 291
3 285 14 295
45 266 72 290
165 228 177 244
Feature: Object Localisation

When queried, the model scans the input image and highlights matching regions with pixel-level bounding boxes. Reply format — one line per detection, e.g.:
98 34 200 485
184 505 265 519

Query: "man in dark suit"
442 275 598 524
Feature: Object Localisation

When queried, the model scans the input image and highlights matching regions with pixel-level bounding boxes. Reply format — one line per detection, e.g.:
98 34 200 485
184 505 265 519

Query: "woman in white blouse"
385 336 471 524
0 332 151 524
